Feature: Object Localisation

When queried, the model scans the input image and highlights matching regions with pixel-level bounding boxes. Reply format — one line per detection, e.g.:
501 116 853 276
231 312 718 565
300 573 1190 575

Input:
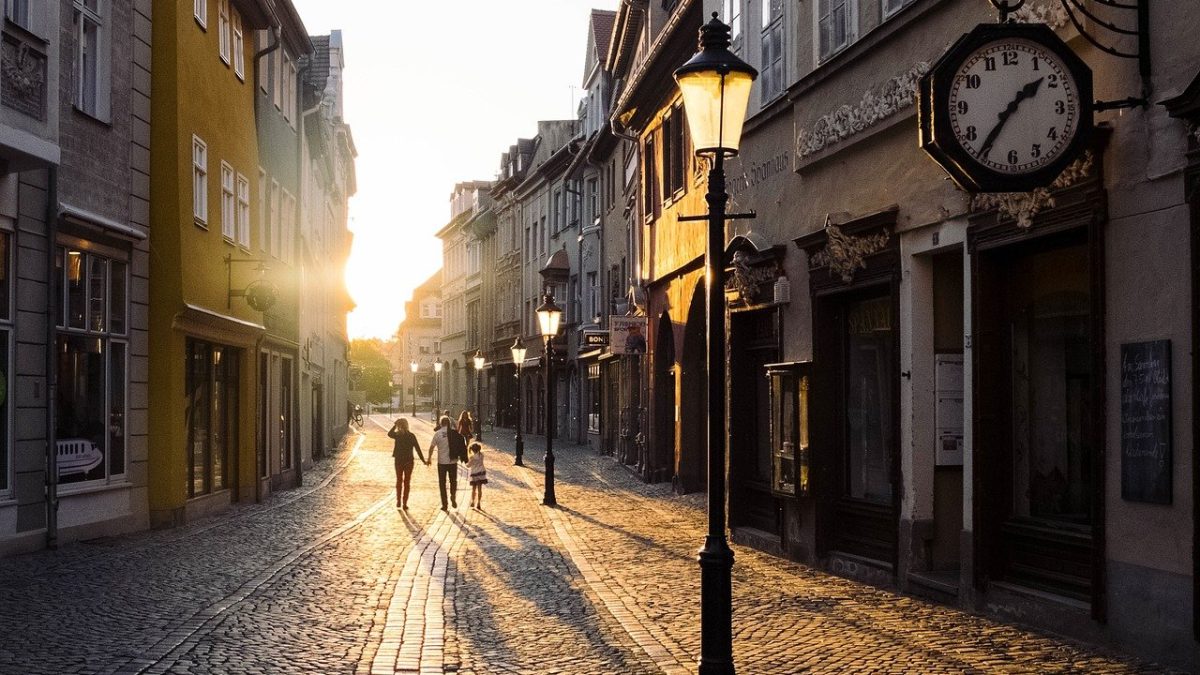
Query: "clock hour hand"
979 76 1044 159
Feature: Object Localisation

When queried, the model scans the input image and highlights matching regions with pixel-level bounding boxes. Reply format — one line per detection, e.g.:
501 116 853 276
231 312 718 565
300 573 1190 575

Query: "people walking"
467 442 488 509
456 410 474 443
388 418 427 510
428 416 461 510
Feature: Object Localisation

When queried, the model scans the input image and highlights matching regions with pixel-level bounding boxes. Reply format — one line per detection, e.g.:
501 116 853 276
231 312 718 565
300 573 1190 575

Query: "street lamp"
410 360 418 417
674 13 756 675
510 336 527 466
473 349 486 441
536 291 562 507
433 359 443 422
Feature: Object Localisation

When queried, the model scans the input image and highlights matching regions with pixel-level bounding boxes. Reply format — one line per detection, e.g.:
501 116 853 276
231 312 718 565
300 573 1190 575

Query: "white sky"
291 1 619 339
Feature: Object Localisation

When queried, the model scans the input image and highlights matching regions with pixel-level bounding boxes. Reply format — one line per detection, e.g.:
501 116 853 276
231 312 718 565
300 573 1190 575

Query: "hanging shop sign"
918 21 1093 193
609 316 648 355
582 330 610 348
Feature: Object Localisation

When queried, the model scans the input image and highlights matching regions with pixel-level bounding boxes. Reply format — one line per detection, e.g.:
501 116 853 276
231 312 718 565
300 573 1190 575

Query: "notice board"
1120 340 1172 504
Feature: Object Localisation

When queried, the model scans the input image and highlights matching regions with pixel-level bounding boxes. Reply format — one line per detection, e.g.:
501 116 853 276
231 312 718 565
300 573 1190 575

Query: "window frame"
192 135 208 226
220 161 235 241
231 8 244 79
760 0 785 103
72 0 109 121
217 0 230 64
236 173 250 248
816 0 857 64
194 0 206 29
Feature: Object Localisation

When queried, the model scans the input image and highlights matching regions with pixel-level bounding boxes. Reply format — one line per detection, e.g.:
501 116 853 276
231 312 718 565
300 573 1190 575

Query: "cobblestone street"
0 417 1175 674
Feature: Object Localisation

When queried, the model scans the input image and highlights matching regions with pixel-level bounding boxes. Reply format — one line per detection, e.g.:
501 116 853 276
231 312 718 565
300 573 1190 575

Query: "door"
729 309 780 534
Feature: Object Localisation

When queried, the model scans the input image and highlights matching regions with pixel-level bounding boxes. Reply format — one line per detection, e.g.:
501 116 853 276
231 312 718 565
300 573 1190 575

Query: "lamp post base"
698 535 735 674
514 435 524 466
543 451 556 506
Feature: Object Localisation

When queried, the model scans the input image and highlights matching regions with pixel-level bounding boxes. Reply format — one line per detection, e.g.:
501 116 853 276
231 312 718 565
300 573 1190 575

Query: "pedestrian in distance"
428 416 462 510
467 442 488 509
456 410 474 443
388 418 427 510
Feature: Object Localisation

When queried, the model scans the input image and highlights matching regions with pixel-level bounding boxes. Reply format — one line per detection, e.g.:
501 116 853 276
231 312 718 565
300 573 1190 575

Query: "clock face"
947 38 1080 175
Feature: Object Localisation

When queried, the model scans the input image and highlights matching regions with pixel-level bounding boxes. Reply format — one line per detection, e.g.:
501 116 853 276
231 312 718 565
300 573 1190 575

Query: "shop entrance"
729 309 780 534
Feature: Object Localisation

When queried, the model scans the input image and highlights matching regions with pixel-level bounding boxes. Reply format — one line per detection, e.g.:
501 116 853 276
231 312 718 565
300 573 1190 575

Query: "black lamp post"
434 359 443 422
511 337 527 466
473 349 486 441
536 292 562 507
410 360 418 418
674 13 757 675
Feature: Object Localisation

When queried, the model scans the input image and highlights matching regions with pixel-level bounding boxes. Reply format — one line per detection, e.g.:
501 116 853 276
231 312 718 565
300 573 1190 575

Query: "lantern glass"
511 341 526 365
410 360 418 373
536 301 562 338
434 361 443 373
473 352 485 370
676 69 754 156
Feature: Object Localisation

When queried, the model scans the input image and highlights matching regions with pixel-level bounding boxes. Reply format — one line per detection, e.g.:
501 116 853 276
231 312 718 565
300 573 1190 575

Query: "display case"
767 361 812 497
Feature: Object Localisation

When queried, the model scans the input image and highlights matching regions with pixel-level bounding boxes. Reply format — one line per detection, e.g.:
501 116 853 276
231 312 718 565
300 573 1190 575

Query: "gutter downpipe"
251 21 278 505
45 166 59 549
292 61 314 487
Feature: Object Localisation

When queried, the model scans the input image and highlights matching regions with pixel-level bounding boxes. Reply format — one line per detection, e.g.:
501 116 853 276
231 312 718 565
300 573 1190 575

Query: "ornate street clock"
919 22 1093 193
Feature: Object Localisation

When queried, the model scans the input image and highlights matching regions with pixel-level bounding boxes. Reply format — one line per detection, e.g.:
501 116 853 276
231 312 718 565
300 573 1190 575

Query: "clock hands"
978 76 1044 160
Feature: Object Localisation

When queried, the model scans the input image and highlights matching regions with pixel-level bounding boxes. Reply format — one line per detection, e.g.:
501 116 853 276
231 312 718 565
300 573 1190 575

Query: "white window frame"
815 0 857 64
231 8 244 79
194 0 206 28
724 0 742 54
258 30 269 92
220 162 235 240
281 190 295 263
760 0 784 103
217 0 229 64
882 0 915 18
258 168 267 250
272 48 282 109
236 173 250 248
72 0 110 122
193 136 208 226
286 60 297 126
269 180 280 258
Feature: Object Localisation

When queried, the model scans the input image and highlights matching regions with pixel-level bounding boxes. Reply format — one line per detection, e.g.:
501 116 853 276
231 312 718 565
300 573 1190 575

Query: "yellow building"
148 0 274 526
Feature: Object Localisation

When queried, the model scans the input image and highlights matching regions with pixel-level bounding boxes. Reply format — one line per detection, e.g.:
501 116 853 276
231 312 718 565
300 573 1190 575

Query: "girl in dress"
467 442 488 509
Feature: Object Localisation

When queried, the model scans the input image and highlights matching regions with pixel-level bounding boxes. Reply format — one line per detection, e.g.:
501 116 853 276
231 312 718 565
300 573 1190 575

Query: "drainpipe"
291 61 313 487
44 166 58 550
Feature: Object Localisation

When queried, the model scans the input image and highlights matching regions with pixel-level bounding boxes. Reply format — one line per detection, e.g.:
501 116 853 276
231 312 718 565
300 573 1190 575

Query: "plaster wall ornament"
1190 122 1200 145
1 39 45 115
969 151 1095 228
795 62 931 160
810 222 892 283
1010 2 1070 30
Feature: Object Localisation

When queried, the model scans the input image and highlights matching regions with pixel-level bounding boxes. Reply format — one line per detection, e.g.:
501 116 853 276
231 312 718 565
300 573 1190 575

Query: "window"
258 31 268 92
587 177 598 224
272 48 282 108
193 136 208 225
883 0 914 18
186 339 239 496
663 106 687 196
194 0 206 27
5 0 30 30
269 180 280 257
724 0 741 53
761 0 784 101
818 0 853 62
54 245 129 488
643 132 659 220
73 0 108 120
236 173 250 247
220 162 235 240
286 60 297 125
217 0 229 64
0 231 11 495
844 294 894 503
258 168 267 250
588 364 601 433
231 9 244 79
281 190 295 263
552 191 561 233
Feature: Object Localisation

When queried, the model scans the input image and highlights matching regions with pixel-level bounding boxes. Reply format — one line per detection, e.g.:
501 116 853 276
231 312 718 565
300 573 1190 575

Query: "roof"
588 10 618 75
302 34 331 92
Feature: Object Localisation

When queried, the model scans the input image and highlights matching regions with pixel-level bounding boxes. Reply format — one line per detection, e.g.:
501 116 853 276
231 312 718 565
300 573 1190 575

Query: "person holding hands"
388 418 427 510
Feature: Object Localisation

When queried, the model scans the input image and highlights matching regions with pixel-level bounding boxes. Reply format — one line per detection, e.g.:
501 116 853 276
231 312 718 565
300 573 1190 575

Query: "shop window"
588 363 601 433
55 244 129 487
845 294 894 503
186 340 239 496
768 362 811 497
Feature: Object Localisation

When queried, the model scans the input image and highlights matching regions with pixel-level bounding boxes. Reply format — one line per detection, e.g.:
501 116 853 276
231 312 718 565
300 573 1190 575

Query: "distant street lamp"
410 360 418 417
674 13 757 675
510 337 527 466
536 291 562 507
434 359 443 421
473 349 486 441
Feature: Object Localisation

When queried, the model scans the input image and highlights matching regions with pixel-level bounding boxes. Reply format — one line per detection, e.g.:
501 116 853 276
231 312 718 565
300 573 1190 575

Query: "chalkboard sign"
1120 340 1172 504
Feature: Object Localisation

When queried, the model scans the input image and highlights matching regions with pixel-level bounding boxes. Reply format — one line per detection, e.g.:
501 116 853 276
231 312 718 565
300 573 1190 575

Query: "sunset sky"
290 1 617 339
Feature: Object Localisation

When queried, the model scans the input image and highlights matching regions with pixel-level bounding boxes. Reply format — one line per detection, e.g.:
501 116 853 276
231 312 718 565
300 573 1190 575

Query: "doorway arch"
653 310 676 484
679 281 707 493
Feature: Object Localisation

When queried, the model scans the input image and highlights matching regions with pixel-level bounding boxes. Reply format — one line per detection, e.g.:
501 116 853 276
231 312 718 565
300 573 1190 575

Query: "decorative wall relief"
1011 2 1070 30
969 152 1094 229
794 62 930 161
1 34 46 120
809 222 891 283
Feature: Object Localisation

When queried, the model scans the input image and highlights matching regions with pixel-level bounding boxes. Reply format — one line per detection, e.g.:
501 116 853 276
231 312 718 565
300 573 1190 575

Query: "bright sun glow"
291 1 614 339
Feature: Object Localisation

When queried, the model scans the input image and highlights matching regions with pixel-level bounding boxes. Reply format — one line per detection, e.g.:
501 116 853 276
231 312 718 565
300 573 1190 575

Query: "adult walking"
388 418 427 510
428 416 465 510
456 410 475 443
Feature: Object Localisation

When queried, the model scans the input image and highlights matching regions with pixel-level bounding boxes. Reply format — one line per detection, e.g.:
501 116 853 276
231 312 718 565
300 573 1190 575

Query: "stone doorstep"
730 526 784 558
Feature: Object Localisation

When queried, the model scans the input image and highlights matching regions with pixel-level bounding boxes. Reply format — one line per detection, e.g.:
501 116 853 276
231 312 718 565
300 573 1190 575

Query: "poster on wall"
1120 340 1172 504
935 354 964 466
609 316 648 355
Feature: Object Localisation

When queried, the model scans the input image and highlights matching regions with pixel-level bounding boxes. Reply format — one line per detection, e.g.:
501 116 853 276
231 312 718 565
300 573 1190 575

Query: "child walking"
467 442 488 509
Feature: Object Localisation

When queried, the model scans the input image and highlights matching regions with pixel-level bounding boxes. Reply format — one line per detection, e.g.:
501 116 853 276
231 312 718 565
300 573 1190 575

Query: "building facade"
437 181 491 417
395 269 442 417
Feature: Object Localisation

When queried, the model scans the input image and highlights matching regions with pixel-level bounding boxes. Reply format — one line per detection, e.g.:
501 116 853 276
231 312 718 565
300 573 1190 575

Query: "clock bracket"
988 0 1151 112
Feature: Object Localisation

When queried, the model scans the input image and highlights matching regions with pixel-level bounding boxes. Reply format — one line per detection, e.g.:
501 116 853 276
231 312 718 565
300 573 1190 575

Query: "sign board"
609 316 648 355
583 330 610 348
935 353 964 466
1120 340 1172 504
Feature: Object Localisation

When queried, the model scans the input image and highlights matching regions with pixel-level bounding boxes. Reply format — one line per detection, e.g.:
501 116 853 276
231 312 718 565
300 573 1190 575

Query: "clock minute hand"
978 76 1044 159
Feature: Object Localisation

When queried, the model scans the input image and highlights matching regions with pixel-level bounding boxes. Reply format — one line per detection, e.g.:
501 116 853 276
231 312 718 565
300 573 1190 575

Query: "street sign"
583 330 610 348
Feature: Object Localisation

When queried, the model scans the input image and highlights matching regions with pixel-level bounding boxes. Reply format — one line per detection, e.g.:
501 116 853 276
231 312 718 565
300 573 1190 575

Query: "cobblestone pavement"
0 415 1176 674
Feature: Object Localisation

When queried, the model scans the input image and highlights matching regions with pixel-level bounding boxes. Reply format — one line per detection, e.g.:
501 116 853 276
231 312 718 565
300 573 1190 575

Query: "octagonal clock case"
919 22 1094 193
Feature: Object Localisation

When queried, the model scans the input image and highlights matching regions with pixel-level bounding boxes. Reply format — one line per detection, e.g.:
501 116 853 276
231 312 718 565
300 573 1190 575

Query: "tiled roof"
302 34 332 92
591 10 617 64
